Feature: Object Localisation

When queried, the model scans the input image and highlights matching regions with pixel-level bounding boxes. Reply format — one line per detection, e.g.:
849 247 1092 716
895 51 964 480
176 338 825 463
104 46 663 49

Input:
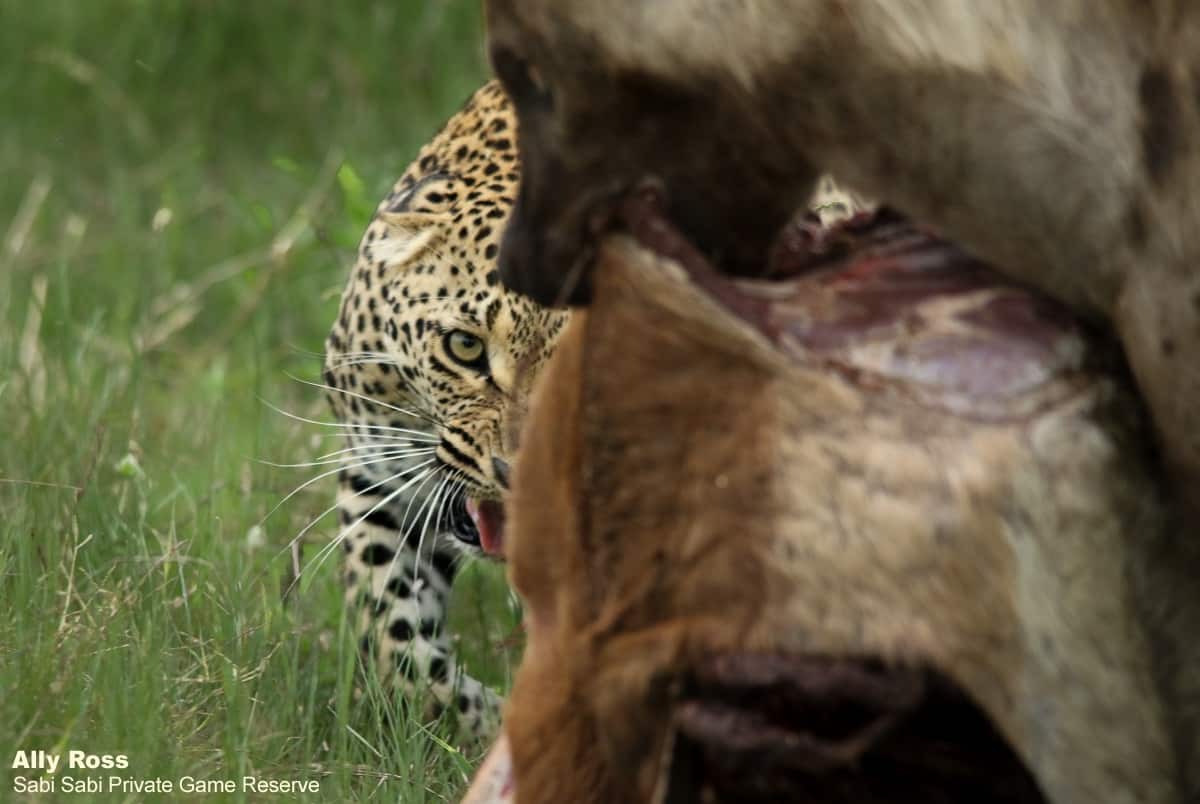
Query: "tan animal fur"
479 229 1198 803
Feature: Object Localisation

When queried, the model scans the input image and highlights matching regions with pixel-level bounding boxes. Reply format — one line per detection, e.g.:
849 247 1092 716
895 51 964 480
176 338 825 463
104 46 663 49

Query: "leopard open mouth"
449 494 483 549
460 496 506 558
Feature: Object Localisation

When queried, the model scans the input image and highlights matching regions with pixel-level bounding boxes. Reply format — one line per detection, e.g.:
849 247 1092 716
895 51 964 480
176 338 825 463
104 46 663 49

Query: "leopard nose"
492 457 512 491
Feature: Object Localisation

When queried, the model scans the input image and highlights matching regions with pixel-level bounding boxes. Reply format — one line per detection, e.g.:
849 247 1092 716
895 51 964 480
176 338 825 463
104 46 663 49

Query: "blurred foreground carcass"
464 204 1196 804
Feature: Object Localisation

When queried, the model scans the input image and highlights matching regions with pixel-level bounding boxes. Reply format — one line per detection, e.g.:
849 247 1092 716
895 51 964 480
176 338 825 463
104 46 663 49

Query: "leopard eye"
444 330 487 369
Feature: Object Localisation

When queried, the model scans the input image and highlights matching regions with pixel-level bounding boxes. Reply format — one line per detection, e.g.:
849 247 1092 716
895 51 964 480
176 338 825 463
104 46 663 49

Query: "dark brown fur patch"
1138 66 1180 185
1125 202 1149 247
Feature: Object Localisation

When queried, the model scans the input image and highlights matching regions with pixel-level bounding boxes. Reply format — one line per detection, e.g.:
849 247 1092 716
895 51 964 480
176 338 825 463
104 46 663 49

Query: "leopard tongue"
466 498 507 557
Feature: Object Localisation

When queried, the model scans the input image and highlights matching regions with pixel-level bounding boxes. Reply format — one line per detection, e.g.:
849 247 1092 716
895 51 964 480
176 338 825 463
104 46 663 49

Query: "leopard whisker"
266 463 413 587
412 470 464 599
324 350 391 358
409 469 451 580
434 472 472 567
323 349 395 362
259 452 423 528
301 462 442 585
315 432 429 442
395 460 442 540
430 469 465 552
313 442 434 462
260 399 441 440
286 347 404 372
287 374 444 428
345 421 439 441
410 469 458 594
285 344 330 359
260 447 435 470
275 468 420 602
378 461 444 595
264 452 437 598
325 353 405 370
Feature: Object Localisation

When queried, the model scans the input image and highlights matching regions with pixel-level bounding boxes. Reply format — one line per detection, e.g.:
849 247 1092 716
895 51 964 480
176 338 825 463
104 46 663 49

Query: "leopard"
321 80 568 742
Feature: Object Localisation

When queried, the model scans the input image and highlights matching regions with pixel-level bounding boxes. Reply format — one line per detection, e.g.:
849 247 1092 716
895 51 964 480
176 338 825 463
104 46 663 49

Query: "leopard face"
324 79 567 561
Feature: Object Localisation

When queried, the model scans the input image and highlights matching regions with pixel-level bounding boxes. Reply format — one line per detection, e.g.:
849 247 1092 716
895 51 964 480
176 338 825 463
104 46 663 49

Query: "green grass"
0 2 518 801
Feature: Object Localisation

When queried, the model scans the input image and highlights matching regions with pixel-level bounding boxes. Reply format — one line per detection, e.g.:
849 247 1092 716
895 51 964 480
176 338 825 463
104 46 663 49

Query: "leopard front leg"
338 472 502 743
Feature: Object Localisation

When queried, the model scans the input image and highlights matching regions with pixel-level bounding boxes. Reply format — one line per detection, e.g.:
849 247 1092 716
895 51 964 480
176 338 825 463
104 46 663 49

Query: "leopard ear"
373 172 459 267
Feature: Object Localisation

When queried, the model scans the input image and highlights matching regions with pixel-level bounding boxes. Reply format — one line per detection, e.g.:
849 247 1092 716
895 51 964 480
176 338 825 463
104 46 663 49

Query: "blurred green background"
0 2 517 801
